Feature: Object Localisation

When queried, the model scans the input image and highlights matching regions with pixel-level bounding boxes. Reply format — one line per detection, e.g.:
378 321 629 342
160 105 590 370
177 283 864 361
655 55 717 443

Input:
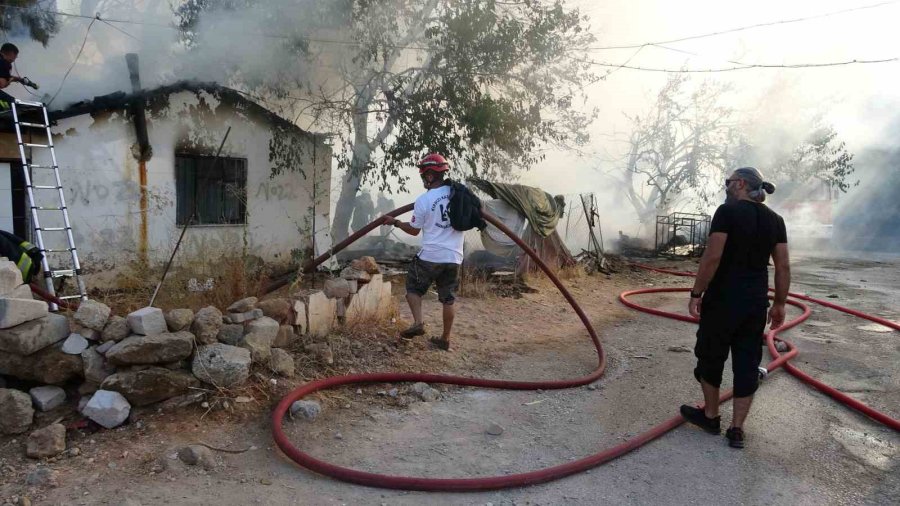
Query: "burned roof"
46 81 322 139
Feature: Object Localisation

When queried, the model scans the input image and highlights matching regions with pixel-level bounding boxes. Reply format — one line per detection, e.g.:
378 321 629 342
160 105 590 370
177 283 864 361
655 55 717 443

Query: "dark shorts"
406 256 460 304
694 301 767 398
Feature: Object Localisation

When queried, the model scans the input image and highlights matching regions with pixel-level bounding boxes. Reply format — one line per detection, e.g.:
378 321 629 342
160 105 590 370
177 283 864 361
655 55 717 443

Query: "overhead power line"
584 0 900 51
47 16 96 106
582 57 899 74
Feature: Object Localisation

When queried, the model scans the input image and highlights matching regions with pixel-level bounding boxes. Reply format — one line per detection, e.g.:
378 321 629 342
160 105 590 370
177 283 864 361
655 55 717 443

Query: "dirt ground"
1 254 898 505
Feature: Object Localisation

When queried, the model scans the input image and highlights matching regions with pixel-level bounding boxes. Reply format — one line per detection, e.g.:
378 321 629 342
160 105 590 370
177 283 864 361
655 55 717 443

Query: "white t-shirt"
410 185 464 264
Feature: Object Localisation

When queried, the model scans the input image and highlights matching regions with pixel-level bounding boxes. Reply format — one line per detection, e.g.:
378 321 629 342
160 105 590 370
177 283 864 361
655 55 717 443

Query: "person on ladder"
0 43 38 111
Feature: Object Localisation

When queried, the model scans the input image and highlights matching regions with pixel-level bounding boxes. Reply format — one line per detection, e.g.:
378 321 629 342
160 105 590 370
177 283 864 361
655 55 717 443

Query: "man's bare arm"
771 243 790 304
692 232 727 294
382 215 420 237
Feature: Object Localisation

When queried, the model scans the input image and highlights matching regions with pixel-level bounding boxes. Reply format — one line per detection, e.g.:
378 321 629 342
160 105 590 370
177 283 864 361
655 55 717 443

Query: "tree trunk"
331 109 373 242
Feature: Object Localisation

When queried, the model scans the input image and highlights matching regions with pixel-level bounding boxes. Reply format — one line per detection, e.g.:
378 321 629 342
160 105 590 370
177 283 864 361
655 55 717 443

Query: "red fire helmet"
416 153 450 174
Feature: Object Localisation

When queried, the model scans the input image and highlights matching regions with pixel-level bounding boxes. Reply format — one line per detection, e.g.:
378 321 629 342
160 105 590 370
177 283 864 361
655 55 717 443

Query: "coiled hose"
271 207 899 491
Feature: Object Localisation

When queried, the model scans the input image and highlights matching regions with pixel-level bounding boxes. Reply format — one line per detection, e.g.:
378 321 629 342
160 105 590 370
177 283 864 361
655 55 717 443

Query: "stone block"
192 343 251 388
0 388 34 434
101 315 130 342
165 308 194 332
72 322 101 341
257 298 292 324
269 348 295 377
340 267 371 283
335 299 346 319
348 279 358 294
26 423 66 458
292 300 306 330
379 280 394 318
191 306 223 345
82 347 115 384
100 367 200 406
216 324 244 346
228 308 263 324
323 278 351 299
73 300 111 332
240 331 274 363
105 331 194 366
96 340 115 354
245 316 279 337
346 278 384 324
227 296 257 313
350 256 381 274
6 284 32 299
29 385 66 411
272 325 295 348
306 291 336 337
0 343 83 384
0 298 49 329
126 307 167 336
0 259 23 296
81 390 131 429
0 312 69 355
61 333 89 355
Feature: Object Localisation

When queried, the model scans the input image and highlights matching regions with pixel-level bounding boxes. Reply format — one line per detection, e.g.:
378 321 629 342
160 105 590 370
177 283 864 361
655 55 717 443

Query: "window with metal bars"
175 155 247 225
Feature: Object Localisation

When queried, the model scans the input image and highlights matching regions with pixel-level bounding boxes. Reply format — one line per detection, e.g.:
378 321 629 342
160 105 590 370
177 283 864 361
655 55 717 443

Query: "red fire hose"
271 210 899 491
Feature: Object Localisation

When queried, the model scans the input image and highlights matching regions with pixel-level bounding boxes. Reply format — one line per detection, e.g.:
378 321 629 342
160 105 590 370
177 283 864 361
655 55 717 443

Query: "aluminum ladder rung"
12 99 88 311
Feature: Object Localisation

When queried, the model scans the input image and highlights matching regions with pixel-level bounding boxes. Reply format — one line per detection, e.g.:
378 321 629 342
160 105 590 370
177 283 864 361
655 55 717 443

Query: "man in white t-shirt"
382 153 464 351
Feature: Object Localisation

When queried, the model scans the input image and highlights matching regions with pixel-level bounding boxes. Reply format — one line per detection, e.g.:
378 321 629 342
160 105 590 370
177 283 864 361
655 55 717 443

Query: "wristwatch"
689 290 703 298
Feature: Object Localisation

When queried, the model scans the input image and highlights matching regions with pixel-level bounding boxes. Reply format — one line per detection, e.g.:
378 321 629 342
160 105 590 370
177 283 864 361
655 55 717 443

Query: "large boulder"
73 300 111 332
0 312 69 355
0 298 49 329
26 423 66 458
105 332 194 366
191 306 223 345
192 344 251 388
126 307 168 336
100 368 200 406
101 315 130 342
0 343 83 384
164 308 194 332
0 388 34 434
81 390 130 429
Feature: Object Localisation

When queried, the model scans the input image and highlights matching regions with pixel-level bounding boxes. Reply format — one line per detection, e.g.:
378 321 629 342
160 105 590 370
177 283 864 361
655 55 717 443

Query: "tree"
769 126 855 192
0 1 58 45
177 0 597 241
617 75 737 225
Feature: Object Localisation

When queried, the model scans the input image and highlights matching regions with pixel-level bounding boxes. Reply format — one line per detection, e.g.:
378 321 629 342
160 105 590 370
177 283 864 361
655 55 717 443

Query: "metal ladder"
11 99 87 310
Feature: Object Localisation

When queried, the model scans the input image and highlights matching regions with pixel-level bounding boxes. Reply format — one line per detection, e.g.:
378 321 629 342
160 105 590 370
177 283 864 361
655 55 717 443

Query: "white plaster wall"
32 90 331 281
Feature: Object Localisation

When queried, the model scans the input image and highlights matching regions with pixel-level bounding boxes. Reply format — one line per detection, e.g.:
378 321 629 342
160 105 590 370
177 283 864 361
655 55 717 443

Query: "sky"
8 0 900 237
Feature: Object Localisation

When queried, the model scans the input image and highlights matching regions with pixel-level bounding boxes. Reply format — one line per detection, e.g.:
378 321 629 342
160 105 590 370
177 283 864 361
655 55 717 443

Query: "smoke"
5 0 899 254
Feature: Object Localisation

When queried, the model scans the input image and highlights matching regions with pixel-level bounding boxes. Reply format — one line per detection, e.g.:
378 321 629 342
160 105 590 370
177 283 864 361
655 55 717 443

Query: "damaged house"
0 74 331 288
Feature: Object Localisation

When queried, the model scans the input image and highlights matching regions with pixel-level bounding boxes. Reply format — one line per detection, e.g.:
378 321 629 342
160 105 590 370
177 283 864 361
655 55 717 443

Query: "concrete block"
81 390 131 429
126 307 168 336
0 260 23 296
29 385 66 411
0 312 69 355
0 298 49 329
306 291 336 337
6 284 32 299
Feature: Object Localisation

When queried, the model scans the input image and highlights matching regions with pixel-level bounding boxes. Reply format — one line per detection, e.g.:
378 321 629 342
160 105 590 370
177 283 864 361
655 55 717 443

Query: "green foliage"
772 126 856 193
0 1 59 46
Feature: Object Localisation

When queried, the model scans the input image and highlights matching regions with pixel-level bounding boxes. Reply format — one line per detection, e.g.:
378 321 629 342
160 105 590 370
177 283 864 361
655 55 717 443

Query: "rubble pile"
0 256 394 459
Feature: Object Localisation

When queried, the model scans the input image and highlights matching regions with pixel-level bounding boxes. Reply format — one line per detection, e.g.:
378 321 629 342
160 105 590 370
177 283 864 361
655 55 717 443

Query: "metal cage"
655 212 711 257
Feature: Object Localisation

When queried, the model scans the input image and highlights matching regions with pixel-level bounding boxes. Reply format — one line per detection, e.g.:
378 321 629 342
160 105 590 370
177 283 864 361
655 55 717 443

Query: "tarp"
470 178 563 238
480 199 527 258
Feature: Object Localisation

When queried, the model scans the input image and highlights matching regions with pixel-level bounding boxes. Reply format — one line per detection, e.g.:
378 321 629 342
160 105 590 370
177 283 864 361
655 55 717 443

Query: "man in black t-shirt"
0 43 24 110
680 167 791 449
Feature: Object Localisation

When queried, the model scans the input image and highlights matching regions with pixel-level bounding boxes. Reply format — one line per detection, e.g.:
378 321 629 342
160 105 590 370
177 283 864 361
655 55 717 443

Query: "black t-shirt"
706 200 787 305
0 59 11 80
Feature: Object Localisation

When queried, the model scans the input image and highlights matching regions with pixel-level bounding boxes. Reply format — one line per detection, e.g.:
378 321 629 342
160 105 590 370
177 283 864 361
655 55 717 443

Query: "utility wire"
583 0 900 50
47 16 95 107
581 57 898 73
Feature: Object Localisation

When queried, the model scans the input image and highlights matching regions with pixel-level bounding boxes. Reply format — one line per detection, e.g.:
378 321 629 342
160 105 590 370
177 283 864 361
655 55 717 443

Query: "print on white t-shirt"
409 185 464 264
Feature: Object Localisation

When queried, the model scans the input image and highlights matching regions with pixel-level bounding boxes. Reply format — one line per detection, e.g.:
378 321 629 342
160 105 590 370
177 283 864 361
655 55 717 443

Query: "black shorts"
694 301 767 398
406 256 460 304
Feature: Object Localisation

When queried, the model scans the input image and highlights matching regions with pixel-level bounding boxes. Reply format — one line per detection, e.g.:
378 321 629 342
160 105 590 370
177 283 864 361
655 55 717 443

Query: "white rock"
0 259 24 296
81 390 131 429
0 298 49 329
61 333 89 355
29 385 66 411
126 307 168 336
